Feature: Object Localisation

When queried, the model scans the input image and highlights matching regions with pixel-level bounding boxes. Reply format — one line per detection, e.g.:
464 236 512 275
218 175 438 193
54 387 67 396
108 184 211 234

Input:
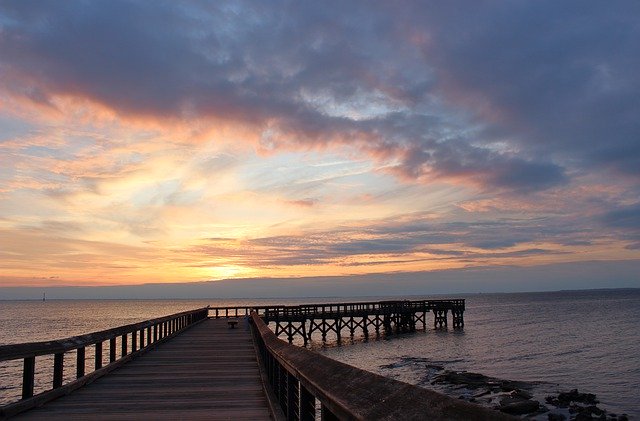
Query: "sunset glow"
1 1 639 289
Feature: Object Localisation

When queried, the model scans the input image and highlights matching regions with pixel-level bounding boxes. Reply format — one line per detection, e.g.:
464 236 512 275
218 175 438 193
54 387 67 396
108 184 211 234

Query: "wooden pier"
0 299 513 420
16 319 270 420
258 299 465 344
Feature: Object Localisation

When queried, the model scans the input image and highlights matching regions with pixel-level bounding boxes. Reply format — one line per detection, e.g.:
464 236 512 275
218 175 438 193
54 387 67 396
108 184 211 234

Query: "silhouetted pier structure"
0 298 509 421
258 299 465 344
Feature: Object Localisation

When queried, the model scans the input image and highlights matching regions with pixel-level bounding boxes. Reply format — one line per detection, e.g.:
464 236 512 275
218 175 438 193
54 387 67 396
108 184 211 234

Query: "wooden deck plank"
16 319 271 420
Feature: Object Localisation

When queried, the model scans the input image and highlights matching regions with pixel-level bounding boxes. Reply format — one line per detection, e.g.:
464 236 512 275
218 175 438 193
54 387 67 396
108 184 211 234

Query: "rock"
432 371 492 388
585 405 604 416
547 413 566 421
498 397 540 415
510 389 533 400
557 389 598 405
473 389 492 398
425 363 444 371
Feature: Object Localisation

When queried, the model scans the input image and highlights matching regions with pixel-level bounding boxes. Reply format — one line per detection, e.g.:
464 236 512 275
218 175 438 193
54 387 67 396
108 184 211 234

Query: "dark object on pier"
228 319 239 329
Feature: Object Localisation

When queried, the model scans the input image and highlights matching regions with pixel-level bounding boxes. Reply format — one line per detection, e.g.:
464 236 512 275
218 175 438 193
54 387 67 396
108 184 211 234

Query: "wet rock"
574 412 606 421
547 389 599 409
559 389 598 405
432 370 531 392
433 371 492 388
473 389 492 398
498 396 540 415
499 380 530 391
510 389 533 400
425 363 444 371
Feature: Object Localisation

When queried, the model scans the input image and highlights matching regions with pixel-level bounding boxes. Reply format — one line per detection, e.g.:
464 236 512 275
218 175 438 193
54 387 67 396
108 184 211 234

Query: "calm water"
0 290 638 416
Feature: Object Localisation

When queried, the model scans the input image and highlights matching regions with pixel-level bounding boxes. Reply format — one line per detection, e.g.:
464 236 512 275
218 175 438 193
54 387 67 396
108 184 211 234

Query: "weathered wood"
21 357 35 400
13 320 271 421
251 313 514 421
52 353 64 389
0 308 209 361
76 347 85 379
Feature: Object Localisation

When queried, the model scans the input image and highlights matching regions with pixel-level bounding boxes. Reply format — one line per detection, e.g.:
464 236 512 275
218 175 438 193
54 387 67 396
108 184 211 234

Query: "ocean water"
320 290 640 418
0 290 638 417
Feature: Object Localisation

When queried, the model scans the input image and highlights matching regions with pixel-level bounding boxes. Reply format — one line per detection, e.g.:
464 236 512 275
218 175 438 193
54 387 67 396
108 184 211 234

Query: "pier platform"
16 319 270 420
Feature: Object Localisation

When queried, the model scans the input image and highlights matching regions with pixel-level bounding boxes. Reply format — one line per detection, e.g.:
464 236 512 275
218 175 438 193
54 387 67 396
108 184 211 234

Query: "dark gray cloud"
186 213 593 267
0 0 638 193
600 202 640 249
601 203 640 229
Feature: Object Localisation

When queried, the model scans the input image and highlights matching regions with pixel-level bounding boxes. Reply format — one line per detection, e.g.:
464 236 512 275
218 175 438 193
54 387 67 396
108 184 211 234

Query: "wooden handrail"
0 307 209 418
250 312 510 421
0 307 209 361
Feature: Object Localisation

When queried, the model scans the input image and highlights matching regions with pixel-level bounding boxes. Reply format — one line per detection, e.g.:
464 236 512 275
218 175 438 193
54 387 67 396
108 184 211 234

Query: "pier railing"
259 299 465 321
249 312 509 421
0 307 208 418
207 299 465 321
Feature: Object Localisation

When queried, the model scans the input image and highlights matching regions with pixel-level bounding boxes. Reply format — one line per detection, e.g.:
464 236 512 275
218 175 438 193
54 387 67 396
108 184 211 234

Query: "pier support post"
452 309 464 329
434 309 448 330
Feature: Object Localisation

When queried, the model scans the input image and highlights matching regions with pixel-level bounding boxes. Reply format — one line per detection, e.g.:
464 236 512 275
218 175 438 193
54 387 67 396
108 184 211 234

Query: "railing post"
122 333 128 356
287 372 298 421
300 384 315 421
279 365 287 413
76 347 85 378
132 330 137 352
53 352 64 389
95 342 102 370
22 356 35 399
110 337 117 363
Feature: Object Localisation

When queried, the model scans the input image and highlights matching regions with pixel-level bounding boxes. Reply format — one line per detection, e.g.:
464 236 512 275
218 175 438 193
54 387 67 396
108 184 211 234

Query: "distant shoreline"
1 287 638 301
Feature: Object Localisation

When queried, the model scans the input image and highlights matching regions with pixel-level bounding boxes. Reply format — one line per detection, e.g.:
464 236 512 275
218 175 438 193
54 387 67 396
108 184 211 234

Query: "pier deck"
16 319 270 420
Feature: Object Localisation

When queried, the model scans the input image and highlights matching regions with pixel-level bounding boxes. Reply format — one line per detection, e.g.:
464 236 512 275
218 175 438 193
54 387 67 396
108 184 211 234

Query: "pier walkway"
2 300 515 420
16 319 270 420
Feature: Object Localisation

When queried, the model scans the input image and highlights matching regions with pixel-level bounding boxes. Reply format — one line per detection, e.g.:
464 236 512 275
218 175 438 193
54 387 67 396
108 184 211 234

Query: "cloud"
184 211 601 269
601 203 640 229
4 0 631 193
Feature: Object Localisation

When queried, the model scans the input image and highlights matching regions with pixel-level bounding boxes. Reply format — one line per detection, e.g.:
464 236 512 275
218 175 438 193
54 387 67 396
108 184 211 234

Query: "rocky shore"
380 357 629 420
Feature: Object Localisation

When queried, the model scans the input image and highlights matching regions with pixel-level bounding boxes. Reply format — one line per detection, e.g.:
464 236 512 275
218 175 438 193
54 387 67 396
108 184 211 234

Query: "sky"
1 1 639 292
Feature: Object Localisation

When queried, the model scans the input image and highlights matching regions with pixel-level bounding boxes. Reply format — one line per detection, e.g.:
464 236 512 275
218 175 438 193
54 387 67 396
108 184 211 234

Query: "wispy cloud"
0 0 638 286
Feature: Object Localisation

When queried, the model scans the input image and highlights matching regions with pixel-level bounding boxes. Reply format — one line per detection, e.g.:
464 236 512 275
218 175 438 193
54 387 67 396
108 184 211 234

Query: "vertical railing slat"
53 352 64 389
76 347 85 378
110 337 117 363
22 356 35 399
95 342 102 370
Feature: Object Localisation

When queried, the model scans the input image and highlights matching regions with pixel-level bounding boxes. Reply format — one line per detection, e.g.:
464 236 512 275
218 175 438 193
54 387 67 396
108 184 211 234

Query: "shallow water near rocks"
319 289 640 418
